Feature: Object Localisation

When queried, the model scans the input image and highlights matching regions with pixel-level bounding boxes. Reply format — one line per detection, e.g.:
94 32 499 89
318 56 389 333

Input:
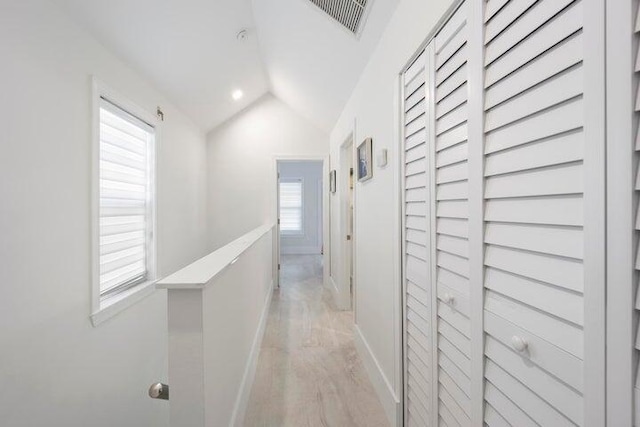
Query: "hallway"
244 255 388 427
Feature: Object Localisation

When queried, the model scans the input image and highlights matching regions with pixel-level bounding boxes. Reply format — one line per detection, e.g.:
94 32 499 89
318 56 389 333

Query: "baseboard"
280 246 322 255
354 325 402 427
229 280 274 427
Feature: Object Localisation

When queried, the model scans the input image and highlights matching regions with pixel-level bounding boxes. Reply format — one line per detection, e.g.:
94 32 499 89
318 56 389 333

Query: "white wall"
0 2 208 426
279 161 323 255
206 94 328 249
161 227 274 427
328 0 456 424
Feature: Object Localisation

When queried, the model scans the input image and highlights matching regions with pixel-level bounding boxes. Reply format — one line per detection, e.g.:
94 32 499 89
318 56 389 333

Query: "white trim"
354 325 402 427
280 246 322 255
605 0 636 424
583 0 607 424
426 40 440 426
391 58 404 423
398 67 409 426
90 279 157 326
91 76 160 326
467 0 486 424
230 280 274 427
157 225 274 289
351 118 358 318
338 133 355 311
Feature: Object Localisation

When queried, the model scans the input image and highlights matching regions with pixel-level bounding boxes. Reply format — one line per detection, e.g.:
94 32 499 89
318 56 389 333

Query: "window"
91 79 157 326
279 180 303 233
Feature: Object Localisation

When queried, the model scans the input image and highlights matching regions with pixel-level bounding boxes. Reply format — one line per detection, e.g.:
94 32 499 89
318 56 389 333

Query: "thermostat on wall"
377 149 388 168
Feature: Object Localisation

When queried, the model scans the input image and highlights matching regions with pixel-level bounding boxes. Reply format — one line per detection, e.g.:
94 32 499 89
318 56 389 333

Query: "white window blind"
279 180 303 232
99 98 154 297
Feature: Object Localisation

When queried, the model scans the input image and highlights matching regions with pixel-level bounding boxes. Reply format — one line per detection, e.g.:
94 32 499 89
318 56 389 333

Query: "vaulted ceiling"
51 0 399 132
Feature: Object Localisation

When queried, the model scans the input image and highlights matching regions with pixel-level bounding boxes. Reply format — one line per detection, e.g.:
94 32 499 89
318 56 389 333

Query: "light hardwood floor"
244 255 389 427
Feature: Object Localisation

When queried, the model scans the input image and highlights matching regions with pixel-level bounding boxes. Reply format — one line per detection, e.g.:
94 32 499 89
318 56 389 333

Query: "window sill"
281 231 305 237
91 279 158 327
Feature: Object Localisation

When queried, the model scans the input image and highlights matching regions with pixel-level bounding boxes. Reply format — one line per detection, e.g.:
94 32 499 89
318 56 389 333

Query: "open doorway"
275 159 325 287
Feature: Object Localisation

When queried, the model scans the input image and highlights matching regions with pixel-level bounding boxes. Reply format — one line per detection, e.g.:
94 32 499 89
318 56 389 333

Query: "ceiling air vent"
308 0 369 35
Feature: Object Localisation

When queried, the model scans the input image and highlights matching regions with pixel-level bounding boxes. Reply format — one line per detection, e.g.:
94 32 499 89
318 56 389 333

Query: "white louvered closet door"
481 0 604 426
430 2 472 426
402 50 432 427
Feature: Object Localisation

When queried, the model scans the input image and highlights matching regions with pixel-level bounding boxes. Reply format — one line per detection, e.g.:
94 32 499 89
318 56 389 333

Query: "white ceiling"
52 0 398 132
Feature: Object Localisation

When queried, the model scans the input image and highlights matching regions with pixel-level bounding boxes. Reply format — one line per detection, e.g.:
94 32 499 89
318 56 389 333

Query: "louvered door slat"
484 195 583 227
484 402 511 427
484 130 583 177
437 84 468 119
485 32 583 109
485 342 582 425
440 383 471 425
485 2 583 81
485 290 583 358
485 267 584 326
484 381 538 427
484 0 537 43
485 99 584 154
485 0 574 64
439 400 459 427
484 66 583 132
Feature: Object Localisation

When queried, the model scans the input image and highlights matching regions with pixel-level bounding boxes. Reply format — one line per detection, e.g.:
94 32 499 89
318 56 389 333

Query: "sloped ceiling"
51 0 399 132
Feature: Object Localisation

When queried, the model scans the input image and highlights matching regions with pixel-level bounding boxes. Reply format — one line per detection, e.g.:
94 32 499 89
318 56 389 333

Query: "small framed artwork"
357 138 373 182
329 170 336 193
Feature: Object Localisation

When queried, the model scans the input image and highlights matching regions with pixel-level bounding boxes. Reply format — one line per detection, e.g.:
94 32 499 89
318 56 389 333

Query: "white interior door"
401 0 605 425
401 48 432 426
480 0 604 425
430 3 472 426
604 1 640 425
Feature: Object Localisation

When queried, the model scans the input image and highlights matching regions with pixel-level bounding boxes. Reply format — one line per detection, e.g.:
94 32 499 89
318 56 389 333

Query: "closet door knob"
511 335 528 352
443 293 454 304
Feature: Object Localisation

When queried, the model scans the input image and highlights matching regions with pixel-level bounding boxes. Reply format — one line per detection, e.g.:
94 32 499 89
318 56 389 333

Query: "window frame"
90 77 159 326
279 178 305 236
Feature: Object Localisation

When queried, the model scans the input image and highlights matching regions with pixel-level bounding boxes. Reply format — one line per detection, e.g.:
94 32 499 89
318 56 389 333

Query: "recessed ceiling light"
232 90 243 101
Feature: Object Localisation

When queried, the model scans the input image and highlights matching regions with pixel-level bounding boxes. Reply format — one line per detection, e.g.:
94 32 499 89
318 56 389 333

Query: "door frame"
604 0 635 424
272 155 329 287
338 134 356 312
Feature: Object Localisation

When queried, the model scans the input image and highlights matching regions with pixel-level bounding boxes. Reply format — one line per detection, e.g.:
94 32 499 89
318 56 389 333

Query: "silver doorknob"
149 383 169 400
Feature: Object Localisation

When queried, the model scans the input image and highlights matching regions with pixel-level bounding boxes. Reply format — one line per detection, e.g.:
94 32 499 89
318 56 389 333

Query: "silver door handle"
148 383 169 400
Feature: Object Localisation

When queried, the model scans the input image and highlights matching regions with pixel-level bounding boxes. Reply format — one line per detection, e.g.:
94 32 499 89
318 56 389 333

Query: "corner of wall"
229 279 275 427
354 325 402 427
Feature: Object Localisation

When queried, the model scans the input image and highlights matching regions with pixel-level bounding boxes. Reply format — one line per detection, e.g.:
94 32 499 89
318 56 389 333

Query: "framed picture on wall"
329 170 336 193
357 138 373 182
